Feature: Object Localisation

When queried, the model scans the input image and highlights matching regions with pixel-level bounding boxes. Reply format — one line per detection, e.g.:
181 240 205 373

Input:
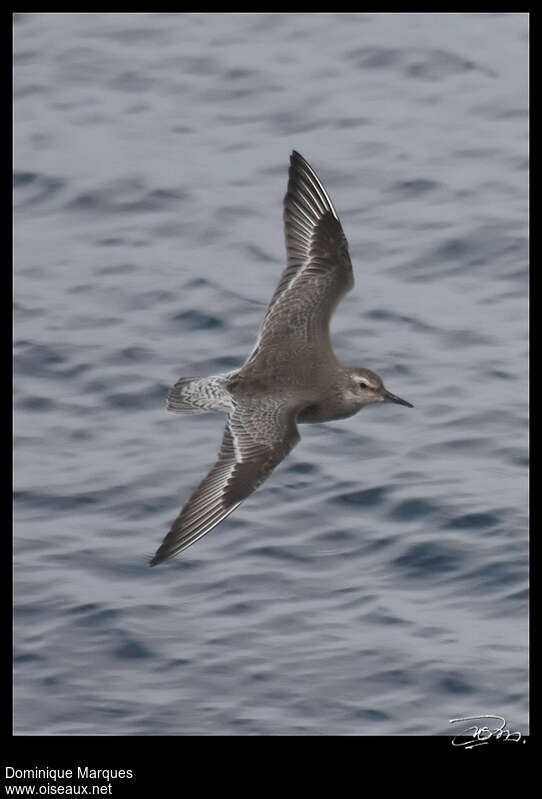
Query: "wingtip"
286 150 340 222
148 550 164 567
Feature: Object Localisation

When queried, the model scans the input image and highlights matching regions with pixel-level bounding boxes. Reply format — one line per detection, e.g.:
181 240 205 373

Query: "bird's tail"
166 375 234 414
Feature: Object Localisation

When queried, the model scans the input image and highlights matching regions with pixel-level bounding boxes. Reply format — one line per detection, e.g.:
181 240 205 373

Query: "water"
13 12 528 736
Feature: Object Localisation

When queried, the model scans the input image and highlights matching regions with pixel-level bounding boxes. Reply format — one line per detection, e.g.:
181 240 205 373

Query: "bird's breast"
297 396 361 424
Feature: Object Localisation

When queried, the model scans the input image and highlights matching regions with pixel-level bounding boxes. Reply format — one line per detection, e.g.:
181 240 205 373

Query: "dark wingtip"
290 150 306 166
148 550 165 567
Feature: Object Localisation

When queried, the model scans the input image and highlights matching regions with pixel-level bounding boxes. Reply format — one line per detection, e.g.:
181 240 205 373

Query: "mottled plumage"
150 151 412 566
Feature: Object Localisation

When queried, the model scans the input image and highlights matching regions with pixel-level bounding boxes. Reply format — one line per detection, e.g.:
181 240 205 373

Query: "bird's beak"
382 389 413 408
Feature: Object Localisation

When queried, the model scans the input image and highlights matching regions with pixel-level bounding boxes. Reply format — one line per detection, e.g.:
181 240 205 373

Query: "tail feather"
166 375 233 414
167 377 207 413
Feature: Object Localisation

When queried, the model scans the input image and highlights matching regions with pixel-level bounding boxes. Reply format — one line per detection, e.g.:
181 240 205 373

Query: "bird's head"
347 367 413 409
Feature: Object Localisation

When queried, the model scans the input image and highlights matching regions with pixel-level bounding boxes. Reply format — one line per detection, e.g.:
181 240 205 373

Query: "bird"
150 150 413 566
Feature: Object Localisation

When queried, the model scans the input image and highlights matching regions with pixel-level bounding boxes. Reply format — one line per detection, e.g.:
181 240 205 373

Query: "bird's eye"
358 380 370 389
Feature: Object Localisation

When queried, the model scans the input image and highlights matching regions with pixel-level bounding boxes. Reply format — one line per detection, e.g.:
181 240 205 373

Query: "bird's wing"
243 150 354 369
150 399 300 565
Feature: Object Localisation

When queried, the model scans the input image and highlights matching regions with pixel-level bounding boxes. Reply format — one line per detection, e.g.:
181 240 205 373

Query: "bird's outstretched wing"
243 150 354 369
150 400 300 565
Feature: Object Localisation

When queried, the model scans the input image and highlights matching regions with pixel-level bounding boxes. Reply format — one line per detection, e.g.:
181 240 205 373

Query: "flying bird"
150 151 412 566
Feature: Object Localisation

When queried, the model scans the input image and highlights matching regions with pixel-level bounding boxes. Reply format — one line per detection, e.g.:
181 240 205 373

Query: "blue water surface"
14 12 528 735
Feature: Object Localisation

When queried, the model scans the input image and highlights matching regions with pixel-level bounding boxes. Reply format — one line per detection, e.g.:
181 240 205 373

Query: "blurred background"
14 12 528 735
